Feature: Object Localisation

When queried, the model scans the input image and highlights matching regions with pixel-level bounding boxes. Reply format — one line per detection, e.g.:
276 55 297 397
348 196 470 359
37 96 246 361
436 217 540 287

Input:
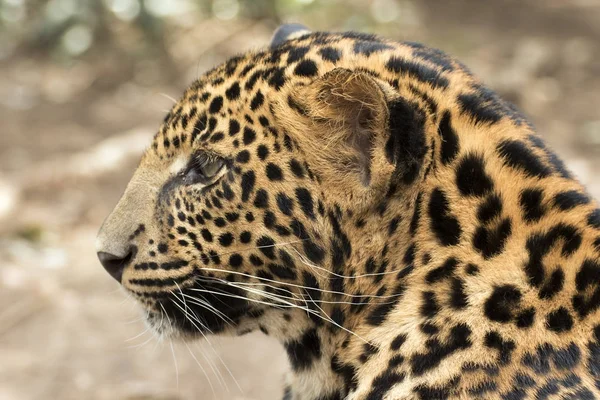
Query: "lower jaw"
145 303 251 339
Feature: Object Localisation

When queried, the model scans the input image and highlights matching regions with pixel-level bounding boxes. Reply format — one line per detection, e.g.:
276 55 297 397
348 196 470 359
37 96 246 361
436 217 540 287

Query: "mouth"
143 278 251 338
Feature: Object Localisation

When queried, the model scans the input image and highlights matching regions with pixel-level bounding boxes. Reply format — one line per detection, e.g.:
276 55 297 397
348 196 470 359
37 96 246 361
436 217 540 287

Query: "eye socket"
183 153 226 185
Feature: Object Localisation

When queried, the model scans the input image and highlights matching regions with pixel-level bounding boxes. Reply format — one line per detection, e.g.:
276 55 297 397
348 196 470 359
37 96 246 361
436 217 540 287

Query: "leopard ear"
276 68 427 199
270 23 311 48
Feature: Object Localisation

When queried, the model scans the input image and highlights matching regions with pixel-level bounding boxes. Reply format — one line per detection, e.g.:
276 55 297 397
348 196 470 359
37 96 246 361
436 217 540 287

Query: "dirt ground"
1 1 599 399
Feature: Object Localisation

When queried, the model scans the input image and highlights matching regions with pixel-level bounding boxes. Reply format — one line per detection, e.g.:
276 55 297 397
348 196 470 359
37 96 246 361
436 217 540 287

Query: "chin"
140 281 251 340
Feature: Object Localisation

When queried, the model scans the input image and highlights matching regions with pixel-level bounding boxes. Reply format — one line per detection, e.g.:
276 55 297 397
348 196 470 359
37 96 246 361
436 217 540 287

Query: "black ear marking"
385 98 427 185
271 23 311 49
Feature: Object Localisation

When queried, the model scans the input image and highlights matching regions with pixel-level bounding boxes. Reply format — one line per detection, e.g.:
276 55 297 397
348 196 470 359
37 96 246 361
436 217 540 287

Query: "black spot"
497 140 552 178
229 254 243 268
457 93 503 125
428 188 462 246
456 154 493 197
158 243 168 253
547 307 573 333
366 286 404 326
484 285 521 323
258 116 269 127
228 119 240 136
331 356 358 393
364 371 406 400
250 90 264 111
253 189 269 208
388 217 401 235
225 82 240 100
257 144 269 160
241 171 256 202
288 94 308 117
318 47 341 63
411 323 472 376
285 328 321 372
390 334 407 351
248 254 263 266
385 98 427 185
385 56 449 89
473 217 512 259
359 343 378 363
200 229 213 243
528 134 573 179
245 69 262 91
289 159 305 178
573 260 600 318
478 194 503 224
539 268 565 300
520 188 546 223
450 278 468 309
553 190 590 211
256 236 276 259
414 384 453 400
438 110 459 165
294 59 318 77
420 291 439 318
465 263 479 275
469 381 497 397
276 193 294 216
588 209 600 229
354 40 393 56
484 331 515 364
303 240 325 264
266 163 284 181
236 150 250 163
425 257 459 284
575 259 600 291
209 96 223 113
295 188 315 220
218 232 234 247
267 67 286 90
268 263 297 280
526 224 582 287
516 307 536 328
287 46 310 63
552 342 581 370
243 127 256 145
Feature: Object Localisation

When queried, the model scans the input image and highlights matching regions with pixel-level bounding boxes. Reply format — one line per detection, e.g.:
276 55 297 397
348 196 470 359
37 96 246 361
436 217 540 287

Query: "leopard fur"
96 24 600 400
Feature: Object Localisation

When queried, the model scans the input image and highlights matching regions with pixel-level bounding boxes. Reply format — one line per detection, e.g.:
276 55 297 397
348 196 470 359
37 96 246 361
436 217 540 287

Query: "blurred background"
0 0 599 399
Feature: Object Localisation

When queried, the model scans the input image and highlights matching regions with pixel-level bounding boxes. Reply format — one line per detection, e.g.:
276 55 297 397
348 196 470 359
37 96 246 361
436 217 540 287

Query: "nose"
97 247 135 283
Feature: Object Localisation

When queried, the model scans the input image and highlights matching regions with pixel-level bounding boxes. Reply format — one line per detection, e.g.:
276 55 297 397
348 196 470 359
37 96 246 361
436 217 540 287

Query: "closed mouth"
149 279 251 337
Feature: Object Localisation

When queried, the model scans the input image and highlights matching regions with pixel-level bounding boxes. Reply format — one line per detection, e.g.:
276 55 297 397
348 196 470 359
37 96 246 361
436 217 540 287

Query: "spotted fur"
97 25 600 400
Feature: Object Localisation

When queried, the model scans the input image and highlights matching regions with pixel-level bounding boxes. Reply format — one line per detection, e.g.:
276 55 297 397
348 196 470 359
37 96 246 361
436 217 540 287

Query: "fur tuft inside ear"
275 68 392 194
270 23 311 48
274 68 428 208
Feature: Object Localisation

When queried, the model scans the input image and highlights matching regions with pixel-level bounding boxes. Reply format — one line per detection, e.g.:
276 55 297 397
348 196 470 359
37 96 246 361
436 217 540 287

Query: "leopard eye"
183 153 225 185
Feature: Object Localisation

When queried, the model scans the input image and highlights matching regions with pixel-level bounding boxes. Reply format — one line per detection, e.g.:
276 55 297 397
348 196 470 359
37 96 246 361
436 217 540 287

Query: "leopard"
96 24 600 400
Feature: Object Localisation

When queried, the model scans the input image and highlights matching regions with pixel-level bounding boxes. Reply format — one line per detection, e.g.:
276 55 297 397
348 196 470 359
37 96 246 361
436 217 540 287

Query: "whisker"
159 92 178 104
289 246 402 280
188 284 373 345
196 267 404 300
184 341 216 398
169 340 179 389
167 294 229 390
124 325 151 343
